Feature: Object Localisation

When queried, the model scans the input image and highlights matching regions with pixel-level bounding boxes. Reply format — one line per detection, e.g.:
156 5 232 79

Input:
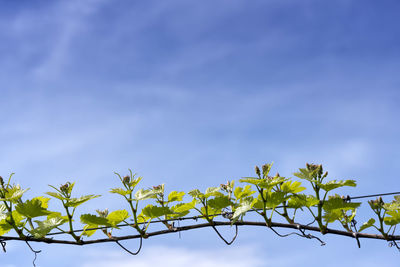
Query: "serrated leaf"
258 177 288 190
170 202 193 218
359 218 376 232
32 197 51 209
323 209 342 223
207 196 232 211
65 195 100 208
168 191 185 202
319 180 357 192
135 189 157 200
234 185 255 200
232 197 255 221
171 199 196 214
82 224 98 237
15 199 53 219
280 181 306 194
0 186 29 202
31 217 68 238
204 187 222 198
0 221 13 235
384 210 400 226
323 196 360 211
142 205 174 219
0 205 7 221
81 214 111 226
239 177 263 186
107 210 130 226
288 194 319 208
110 188 131 196
265 191 287 208
188 189 205 199
46 191 67 200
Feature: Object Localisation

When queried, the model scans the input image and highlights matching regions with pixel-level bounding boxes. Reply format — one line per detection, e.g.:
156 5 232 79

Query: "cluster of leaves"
0 163 399 245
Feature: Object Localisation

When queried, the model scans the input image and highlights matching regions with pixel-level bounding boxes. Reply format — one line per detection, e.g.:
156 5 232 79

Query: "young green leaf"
207 195 232 211
80 214 111 226
110 188 131 196
280 181 306 194
234 185 256 200
167 191 185 202
107 210 130 227
142 205 174 218
359 218 376 232
318 180 357 192
31 217 68 238
65 195 101 208
15 199 53 219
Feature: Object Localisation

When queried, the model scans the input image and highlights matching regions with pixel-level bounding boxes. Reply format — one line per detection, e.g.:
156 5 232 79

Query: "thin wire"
349 192 400 200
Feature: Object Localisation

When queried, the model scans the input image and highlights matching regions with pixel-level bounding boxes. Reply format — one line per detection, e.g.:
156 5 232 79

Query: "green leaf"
15 199 53 219
207 196 231 211
319 180 357 192
359 218 376 232
287 194 319 208
188 189 204 199
323 196 360 211
280 181 306 194
110 188 131 196
31 217 68 238
135 189 157 200
82 224 98 237
142 205 174 218
129 177 142 189
107 210 130 227
322 209 343 223
65 195 101 208
171 199 196 215
0 185 29 202
239 177 263 186
232 197 255 221
81 214 111 226
0 205 7 221
0 221 13 235
384 210 400 226
234 185 255 200
258 177 287 190
204 187 222 198
46 191 67 200
168 191 185 202
293 168 318 182
32 197 51 209
265 191 287 208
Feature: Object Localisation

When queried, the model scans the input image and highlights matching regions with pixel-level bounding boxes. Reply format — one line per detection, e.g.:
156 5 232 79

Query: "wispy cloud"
81 245 266 267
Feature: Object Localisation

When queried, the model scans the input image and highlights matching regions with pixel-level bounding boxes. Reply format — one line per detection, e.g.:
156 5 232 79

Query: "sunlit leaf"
31 217 68 238
142 205 174 219
65 195 101 208
107 210 130 227
319 180 356 192
15 199 53 219
359 218 376 232
168 191 185 202
80 214 111 226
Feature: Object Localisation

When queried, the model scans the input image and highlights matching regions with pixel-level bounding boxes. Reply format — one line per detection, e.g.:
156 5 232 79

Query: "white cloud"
81 245 266 267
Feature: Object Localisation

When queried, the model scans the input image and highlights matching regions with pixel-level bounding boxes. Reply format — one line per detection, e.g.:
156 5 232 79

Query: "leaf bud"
255 166 261 177
262 164 269 175
123 175 130 184
0 176 3 186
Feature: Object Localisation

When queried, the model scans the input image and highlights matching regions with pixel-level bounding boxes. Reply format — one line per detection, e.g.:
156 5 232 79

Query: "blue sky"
1 0 400 266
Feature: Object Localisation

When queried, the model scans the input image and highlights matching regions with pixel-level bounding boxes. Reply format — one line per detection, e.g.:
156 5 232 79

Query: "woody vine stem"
1 163 400 266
